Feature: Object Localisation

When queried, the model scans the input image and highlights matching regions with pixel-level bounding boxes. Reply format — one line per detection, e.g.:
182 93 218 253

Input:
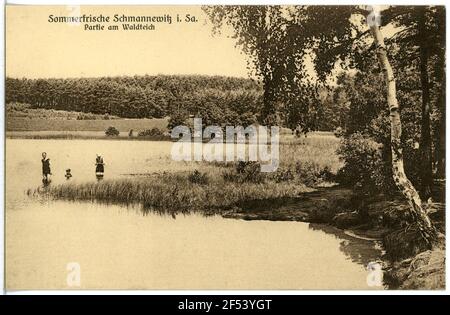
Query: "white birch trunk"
366 7 434 239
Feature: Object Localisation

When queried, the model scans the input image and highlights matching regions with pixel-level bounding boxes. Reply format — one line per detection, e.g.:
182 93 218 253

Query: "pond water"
6 139 384 290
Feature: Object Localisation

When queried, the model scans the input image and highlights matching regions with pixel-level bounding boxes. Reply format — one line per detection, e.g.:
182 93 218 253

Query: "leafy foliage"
336 133 394 195
105 126 120 137
138 128 164 137
222 161 265 183
187 170 209 185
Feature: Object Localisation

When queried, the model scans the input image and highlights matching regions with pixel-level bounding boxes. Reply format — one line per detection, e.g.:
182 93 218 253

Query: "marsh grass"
36 173 313 215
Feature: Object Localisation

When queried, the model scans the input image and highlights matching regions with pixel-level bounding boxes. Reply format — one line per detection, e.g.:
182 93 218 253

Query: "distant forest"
6 75 263 125
5 75 343 131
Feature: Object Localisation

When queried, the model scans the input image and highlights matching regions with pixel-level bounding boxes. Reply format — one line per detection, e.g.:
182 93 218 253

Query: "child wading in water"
41 152 52 183
95 155 105 179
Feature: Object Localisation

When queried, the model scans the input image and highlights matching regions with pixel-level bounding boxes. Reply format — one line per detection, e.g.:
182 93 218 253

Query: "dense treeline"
5 75 263 121
6 75 348 131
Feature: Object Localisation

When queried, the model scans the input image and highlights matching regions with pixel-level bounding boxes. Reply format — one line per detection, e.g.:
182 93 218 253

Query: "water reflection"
309 223 383 266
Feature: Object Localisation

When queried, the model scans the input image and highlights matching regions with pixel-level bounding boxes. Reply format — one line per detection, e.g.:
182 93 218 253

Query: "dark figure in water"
95 155 105 179
65 169 72 180
41 152 52 184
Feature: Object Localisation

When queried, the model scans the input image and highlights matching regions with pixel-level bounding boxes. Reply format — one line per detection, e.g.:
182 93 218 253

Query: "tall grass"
34 174 313 215
279 133 342 174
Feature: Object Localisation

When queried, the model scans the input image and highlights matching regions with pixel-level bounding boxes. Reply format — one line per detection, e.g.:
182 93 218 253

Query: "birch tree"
365 6 435 241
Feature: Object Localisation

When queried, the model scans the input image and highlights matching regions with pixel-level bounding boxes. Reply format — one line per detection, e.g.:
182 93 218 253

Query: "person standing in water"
65 169 72 180
41 152 52 182
95 154 105 179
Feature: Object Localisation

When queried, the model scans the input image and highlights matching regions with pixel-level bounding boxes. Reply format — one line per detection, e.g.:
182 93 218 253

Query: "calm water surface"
6 139 384 290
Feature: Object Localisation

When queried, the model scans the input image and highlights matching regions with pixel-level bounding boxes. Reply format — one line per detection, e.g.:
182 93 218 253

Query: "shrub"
273 169 295 183
187 170 209 185
336 132 394 195
223 161 264 183
77 112 97 120
138 128 164 137
76 112 118 120
105 126 120 136
294 161 326 186
384 223 435 261
270 165 333 186
168 110 188 131
334 127 344 138
6 102 31 112
318 166 335 182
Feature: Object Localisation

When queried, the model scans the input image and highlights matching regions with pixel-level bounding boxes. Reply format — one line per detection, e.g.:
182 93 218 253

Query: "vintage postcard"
4 4 446 291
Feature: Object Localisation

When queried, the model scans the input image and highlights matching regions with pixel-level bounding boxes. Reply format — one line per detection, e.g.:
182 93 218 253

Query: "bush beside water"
336 132 395 195
188 170 209 185
105 126 120 136
138 128 164 137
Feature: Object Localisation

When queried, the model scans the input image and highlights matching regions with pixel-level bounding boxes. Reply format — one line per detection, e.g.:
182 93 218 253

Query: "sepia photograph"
3 3 446 292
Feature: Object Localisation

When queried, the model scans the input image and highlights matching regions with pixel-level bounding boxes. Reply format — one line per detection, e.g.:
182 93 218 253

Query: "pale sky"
6 5 250 79
6 5 398 80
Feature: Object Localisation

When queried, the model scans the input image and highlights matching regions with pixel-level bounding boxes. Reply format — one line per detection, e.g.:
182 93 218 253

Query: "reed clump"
36 172 313 214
